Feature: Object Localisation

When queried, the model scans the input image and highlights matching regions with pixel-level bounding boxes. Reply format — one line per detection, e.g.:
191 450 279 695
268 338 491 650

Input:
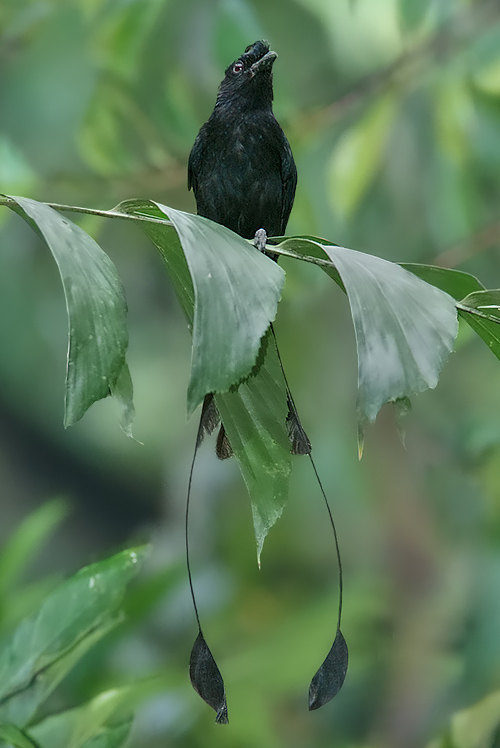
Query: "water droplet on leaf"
309 628 348 711
189 631 228 724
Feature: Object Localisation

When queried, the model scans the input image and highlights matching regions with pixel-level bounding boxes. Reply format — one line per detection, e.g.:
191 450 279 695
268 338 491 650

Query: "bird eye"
232 62 244 74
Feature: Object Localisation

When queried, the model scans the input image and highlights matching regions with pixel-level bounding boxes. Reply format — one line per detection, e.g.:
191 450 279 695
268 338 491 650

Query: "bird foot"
253 228 267 252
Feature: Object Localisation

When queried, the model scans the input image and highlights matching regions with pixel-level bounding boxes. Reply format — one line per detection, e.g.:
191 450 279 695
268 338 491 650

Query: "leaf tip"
393 397 411 450
187 382 204 421
357 427 364 460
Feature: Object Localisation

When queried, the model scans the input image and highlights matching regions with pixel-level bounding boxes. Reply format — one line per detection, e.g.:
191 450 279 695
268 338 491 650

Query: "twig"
0 196 340 271
0 196 173 227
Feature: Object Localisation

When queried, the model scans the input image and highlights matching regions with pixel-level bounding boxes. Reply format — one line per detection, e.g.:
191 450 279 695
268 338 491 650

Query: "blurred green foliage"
0 516 148 748
3 0 500 746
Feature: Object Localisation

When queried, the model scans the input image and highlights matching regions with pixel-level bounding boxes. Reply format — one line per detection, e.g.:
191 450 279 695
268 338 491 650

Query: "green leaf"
117 200 290 557
118 200 285 415
328 93 397 216
0 723 41 748
1 618 122 730
0 500 68 599
276 238 458 436
0 547 146 726
115 199 194 320
83 722 132 748
110 362 136 439
162 204 285 416
430 689 500 748
400 263 484 300
215 332 292 563
3 196 131 427
29 678 165 748
458 290 500 362
0 610 125 724
30 707 132 748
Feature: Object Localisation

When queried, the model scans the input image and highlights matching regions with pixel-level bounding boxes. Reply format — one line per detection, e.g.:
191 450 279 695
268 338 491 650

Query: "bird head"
216 40 277 111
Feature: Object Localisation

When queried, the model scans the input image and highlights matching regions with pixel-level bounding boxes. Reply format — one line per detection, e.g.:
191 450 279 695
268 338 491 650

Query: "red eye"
233 62 244 74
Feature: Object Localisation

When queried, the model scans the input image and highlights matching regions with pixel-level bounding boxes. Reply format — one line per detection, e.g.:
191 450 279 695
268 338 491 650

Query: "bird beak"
250 50 277 75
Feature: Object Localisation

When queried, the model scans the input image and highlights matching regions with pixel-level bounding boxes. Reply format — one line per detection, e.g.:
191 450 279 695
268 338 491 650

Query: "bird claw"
253 228 267 252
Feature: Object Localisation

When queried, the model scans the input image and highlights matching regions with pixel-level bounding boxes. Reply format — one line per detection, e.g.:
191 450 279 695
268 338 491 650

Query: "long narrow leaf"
118 200 284 415
0 723 41 748
216 332 292 563
0 500 67 599
119 200 291 556
3 196 132 429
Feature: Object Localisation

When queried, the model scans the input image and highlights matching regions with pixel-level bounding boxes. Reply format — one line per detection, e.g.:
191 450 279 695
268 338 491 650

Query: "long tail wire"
186 326 344 634
185 417 204 633
270 323 343 631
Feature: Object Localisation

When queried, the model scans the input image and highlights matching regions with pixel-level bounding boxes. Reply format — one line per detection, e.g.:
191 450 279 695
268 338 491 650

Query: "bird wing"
279 136 298 235
187 127 206 193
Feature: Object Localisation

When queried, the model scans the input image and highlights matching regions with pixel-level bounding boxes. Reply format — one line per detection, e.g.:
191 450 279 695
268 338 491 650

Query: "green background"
2 0 500 746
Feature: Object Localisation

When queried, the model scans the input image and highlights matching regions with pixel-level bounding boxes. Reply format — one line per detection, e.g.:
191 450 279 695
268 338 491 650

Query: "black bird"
186 42 347 722
188 40 297 240
186 40 305 724
188 40 309 458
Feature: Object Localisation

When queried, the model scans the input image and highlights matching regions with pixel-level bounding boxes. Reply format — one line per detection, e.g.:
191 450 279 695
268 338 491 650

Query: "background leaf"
0 618 123 730
29 700 133 748
429 690 500 748
4 196 131 428
27 676 167 748
0 499 67 600
0 723 41 748
329 94 397 217
0 547 146 726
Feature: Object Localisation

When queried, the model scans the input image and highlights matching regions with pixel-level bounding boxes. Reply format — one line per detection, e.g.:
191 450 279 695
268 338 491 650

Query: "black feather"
188 40 297 240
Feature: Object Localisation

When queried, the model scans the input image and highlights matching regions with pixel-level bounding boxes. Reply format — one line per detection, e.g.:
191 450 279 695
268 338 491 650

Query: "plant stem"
0 196 340 271
0 196 174 227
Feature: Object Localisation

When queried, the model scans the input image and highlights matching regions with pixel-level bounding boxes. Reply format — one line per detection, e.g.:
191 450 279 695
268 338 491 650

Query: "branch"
456 303 495 321
0 196 340 271
0 196 173 228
